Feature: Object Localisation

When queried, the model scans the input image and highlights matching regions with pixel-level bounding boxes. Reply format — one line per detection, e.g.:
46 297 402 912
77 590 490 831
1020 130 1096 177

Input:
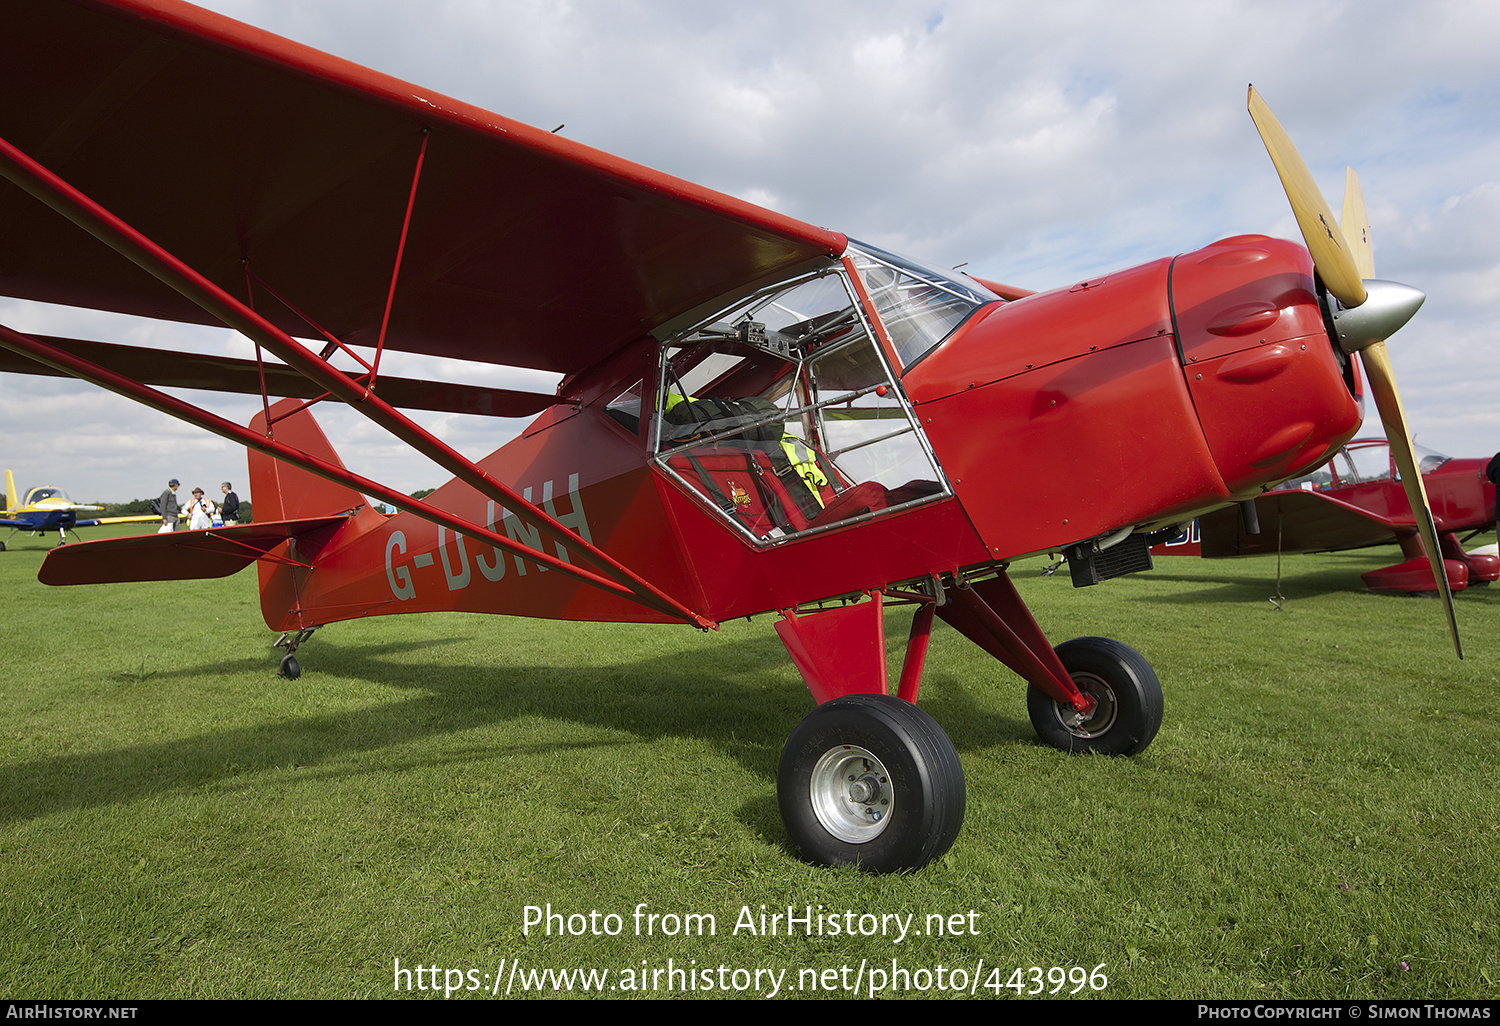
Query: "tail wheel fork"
273 626 320 680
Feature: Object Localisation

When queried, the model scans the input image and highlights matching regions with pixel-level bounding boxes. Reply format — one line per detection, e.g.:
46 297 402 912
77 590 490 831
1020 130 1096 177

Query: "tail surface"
37 401 378 637
248 399 386 632
5 470 16 511
248 400 367 522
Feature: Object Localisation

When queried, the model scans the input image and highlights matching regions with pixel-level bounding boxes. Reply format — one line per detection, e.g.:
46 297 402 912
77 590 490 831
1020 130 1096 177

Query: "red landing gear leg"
1440 528 1500 585
774 592 889 704
896 601 936 703
1443 532 1500 586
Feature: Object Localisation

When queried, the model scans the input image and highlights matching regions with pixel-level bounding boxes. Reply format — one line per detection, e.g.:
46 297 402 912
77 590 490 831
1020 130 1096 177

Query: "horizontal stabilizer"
38 516 350 586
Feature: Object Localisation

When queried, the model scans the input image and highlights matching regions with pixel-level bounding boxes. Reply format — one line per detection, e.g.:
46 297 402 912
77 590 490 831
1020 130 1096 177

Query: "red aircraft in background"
0 0 1456 872
1153 439 1498 593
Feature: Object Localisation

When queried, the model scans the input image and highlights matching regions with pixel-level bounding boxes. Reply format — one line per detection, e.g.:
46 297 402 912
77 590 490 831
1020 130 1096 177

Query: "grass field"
2 523 1497 1000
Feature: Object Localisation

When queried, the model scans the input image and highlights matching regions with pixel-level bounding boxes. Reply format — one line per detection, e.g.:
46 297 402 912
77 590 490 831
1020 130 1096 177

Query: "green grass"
2 523 1498 999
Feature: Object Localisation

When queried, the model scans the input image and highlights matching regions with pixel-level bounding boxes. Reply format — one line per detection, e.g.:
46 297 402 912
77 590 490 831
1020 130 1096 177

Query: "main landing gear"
772 575 1165 873
777 693 965 873
1027 636 1163 756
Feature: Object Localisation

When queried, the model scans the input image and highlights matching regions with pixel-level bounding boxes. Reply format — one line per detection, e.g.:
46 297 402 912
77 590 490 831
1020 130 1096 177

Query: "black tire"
1027 636 1162 756
777 693 965 873
278 653 301 680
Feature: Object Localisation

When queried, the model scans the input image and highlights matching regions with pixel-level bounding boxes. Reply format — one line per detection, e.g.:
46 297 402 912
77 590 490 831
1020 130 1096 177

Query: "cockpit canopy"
594 242 1001 544
23 486 71 506
1283 439 1451 490
625 243 999 545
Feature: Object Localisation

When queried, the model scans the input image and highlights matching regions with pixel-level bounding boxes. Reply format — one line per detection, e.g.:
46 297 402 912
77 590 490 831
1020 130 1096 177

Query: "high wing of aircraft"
1154 439 1498 593
0 468 157 547
0 0 1454 872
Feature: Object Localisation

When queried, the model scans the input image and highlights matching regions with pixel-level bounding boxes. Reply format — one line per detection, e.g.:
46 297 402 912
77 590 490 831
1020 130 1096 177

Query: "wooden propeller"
1248 86 1459 658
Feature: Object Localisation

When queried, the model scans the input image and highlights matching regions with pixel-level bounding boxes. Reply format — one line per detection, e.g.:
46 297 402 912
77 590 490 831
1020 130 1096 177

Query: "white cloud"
3 0 1498 503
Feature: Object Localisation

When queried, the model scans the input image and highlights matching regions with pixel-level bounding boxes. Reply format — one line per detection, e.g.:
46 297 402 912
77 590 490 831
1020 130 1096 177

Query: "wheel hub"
809 744 892 843
1056 672 1119 738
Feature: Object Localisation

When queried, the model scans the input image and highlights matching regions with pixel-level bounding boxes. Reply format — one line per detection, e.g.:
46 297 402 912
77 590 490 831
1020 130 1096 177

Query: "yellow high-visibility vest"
780 437 827 507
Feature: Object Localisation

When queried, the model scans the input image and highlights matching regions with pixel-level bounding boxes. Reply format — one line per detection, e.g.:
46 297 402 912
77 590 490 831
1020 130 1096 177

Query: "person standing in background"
184 487 215 530
157 478 180 534
220 482 240 526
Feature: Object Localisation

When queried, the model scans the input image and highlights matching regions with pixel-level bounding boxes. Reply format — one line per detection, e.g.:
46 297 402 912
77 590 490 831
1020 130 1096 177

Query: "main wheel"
278 653 301 680
1028 636 1162 756
777 693 965 873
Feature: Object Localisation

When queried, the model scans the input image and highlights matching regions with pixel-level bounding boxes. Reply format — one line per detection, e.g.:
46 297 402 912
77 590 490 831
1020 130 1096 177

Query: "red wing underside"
38 516 350 585
0 0 846 376
1197 490 1408 558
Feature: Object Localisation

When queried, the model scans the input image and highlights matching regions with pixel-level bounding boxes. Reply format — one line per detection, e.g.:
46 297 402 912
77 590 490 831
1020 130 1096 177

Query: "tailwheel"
1028 636 1163 756
273 626 319 680
777 693 964 873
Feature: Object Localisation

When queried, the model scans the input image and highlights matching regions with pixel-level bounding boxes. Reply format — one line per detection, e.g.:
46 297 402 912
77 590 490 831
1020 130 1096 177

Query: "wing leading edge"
0 0 847 377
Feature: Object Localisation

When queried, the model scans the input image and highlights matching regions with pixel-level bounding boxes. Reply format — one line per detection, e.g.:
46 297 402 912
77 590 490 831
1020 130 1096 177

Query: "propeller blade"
1360 342 1462 658
1247 86 1368 308
1247 89 1457 657
1342 167 1376 280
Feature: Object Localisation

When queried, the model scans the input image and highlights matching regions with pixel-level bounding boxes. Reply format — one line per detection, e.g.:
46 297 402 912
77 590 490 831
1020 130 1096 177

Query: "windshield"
847 241 998 369
1416 444 1452 476
1346 441 1452 482
1288 440 1454 489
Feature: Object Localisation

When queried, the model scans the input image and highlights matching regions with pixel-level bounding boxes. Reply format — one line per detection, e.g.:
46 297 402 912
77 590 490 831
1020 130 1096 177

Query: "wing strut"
371 127 429 390
0 132 713 629
0 318 697 621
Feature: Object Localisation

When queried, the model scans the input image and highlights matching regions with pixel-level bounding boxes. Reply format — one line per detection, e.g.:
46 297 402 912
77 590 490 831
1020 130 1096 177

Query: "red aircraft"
0 0 1457 872
1154 438 1498 594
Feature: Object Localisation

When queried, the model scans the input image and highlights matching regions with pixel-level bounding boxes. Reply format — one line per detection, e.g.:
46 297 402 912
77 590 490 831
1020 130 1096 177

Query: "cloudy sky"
2 0 1498 504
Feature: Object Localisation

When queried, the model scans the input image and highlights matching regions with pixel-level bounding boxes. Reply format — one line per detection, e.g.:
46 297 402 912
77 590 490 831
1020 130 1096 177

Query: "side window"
1346 443 1393 484
604 379 645 435
653 269 947 544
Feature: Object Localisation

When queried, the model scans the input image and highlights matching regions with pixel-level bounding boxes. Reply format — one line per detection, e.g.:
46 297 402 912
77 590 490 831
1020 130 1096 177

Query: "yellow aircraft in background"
1 470 157 548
